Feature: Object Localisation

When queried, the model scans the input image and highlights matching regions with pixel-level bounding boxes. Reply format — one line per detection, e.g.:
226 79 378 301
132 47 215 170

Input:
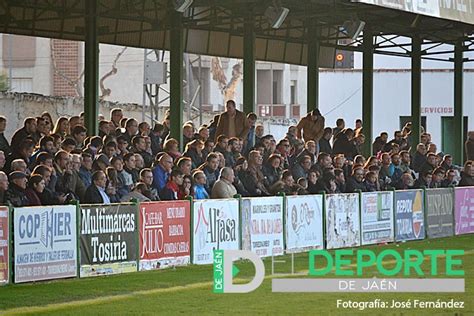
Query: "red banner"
0 206 9 284
139 201 190 270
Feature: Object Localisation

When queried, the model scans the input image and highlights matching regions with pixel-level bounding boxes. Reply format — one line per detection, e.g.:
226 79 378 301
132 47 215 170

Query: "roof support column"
411 36 422 153
243 15 255 115
84 0 99 136
362 29 373 157
170 11 184 149
307 21 320 112
453 39 464 165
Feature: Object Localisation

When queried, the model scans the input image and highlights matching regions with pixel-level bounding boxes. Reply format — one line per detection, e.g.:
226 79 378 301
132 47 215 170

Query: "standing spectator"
319 128 333 155
333 128 357 160
243 112 258 154
466 131 474 161
84 171 111 204
5 171 29 207
372 132 388 155
25 174 45 206
295 110 325 150
333 118 345 138
255 124 264 145
0 151 5 172
193 171 209 200
215 100 249 141
355 119 363 131
11 117 37 150
212 167 237 199
0 171 8 204
0 117 11 156
160 169 184 200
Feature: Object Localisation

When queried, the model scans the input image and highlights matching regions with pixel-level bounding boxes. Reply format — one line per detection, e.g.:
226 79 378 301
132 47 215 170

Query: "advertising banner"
241 196 284 257
325 193 360 249
395 190 425 241
193 199 239 264
425 188 454 238
361 191 394 245
0 207 9 285
454 187 474 235
14 205 77 283
285 195 323 252
139 201 190 270
80 204 138 277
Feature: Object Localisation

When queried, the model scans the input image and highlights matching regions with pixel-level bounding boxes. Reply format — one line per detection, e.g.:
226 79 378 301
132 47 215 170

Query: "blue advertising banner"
14 205 78 283
395 190 425 241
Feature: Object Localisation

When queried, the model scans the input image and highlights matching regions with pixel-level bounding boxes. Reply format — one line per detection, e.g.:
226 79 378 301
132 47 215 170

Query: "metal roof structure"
1 0 474 67
0 0 471 163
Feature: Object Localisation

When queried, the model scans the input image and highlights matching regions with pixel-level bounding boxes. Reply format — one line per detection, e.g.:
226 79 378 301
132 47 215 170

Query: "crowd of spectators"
0 99 473 207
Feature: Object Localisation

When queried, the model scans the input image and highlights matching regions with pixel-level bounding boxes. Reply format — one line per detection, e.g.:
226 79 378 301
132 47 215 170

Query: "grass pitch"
0 234 473 315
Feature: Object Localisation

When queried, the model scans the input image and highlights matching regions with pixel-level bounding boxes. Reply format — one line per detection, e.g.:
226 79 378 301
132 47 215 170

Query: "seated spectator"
212 167 237 199
420 153 438 175
5 171 29 207
412 143 427 173
307 170 319 194
132 135 153 168
177 157 192 177
123 152 139 184
198 153 220 194
25 174 45 206
459 161 474 187
163 138 181 161
396 172 415 190
431 167 445 188
233 157 249 196
414 171 432 189
152 153 173 192
84 170 111 204
183 139 204 169
291 155 311 182
439 154 454 171
193 170 209 200
160 169 184 200
120 182 151 202
179 175 193 199
442 169 458 187
334 168 346 193
5 138 35 174
0 171 8 204
102 141 117 159
363 171 380 192
79 153 93 188
296 178 309 195
346 167 366 193
262 154 283 190
333 128 357 160
272 170 298 195
241 150 270 197
71 125 87 149
61 138 77 153
372 132 388 155
0 151 5 172
139 168 159 201
11 159 28 175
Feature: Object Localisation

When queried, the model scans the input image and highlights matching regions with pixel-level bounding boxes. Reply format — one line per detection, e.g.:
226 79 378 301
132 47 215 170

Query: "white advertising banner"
361 192 395 245
14 205 77 283
325 193 361 249
285 195 324 252
242 196 284 257
192 199 239 264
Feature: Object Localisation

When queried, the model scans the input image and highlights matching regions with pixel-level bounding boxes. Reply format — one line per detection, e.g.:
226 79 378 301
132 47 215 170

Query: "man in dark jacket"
160 169 184 200
0 117 11 156
0 171 8 204
459 161 474 187
411 143 427 173
84 171 110 204
345 167 366 193
199 153 220 194
5 171 29 207
10 117 37 152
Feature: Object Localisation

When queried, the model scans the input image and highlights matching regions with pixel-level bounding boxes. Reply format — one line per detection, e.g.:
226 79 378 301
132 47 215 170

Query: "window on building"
290 80 297 104
11 78 33 92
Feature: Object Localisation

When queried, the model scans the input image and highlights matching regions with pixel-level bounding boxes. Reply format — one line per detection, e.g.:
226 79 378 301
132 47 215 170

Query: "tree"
0 72 9 92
